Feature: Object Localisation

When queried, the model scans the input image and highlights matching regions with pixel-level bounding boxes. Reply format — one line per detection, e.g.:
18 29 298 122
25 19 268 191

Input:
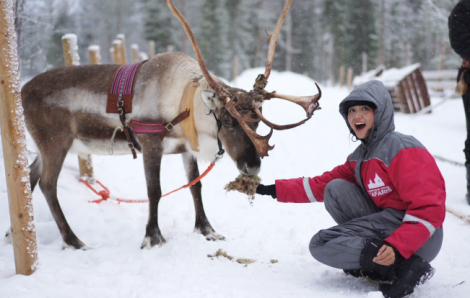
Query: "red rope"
79 162 216 203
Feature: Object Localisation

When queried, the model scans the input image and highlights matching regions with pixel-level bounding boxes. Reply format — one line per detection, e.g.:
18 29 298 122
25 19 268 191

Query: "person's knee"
309 232 324 259
324 179 348 208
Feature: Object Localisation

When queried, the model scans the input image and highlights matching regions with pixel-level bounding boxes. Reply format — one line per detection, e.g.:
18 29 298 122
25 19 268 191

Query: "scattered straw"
208 249 233 260
208 249 259 266
224 174 261 196
236 258 256 265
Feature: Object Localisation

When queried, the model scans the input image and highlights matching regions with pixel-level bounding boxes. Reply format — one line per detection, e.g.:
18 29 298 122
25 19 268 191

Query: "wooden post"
362 52 368 74
88 45 101 65
347 67 353 91
339 66 345 87
148 41 155 58
62 34 95 183
232 55 239 87
379 0 385 66
438 39 446 71
61 34 80 66
109 47 116 64
116 34 127 64
131 44 139 63
113 40 123 64
0 0 38 275
139 52 149 61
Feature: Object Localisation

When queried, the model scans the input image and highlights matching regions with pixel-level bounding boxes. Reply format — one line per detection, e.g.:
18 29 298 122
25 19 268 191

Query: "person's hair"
343 100 376 116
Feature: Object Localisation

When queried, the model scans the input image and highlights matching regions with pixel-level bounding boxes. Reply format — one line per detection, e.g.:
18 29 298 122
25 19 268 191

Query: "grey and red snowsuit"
274 80 445 269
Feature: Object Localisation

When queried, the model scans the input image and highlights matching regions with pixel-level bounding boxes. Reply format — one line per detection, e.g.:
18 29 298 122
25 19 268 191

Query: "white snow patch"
0 69 469 298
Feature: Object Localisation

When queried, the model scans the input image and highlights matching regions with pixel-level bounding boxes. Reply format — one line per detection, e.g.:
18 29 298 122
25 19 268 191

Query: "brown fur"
21 52 261 249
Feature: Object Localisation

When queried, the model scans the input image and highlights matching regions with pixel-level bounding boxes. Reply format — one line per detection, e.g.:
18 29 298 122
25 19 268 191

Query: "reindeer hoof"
4 228 12 244
141 235 166 249
61 240 92 251
194 227 225 241
205 232 225 241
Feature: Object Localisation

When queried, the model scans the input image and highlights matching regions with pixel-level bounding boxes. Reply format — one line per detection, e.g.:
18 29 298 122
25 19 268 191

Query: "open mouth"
355 123 366 130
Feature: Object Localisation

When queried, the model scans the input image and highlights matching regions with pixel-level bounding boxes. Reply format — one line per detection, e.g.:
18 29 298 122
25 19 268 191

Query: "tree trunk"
285 8 292 72
379 0 385 66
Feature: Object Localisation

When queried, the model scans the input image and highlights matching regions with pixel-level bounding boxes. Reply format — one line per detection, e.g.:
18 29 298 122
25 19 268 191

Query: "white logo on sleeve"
367 173 392 197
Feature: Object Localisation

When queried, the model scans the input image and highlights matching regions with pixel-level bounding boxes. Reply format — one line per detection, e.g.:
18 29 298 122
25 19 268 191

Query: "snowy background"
1 69 469 298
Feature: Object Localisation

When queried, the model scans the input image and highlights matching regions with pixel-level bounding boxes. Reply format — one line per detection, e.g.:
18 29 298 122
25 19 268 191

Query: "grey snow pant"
309 179 443 270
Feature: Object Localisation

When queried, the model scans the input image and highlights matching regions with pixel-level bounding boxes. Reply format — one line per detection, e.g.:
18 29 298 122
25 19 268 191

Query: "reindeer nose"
239 164 260 176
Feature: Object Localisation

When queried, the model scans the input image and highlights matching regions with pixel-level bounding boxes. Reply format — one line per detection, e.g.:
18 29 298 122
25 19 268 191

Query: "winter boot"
343 269 385 281
379 255 435 298
360 238 435 298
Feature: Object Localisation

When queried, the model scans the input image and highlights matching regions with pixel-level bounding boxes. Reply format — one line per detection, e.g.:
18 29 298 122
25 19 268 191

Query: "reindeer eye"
222 115 232 127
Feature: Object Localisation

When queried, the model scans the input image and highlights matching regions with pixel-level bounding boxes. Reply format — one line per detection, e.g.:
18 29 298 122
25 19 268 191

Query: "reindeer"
16 0 321 250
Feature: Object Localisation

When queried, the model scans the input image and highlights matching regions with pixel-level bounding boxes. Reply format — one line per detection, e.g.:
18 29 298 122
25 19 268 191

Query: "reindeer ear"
201 90 223 111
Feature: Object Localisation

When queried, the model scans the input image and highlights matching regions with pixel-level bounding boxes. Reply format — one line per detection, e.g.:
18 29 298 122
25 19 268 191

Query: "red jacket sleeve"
275 158 357 203
384 148 446 259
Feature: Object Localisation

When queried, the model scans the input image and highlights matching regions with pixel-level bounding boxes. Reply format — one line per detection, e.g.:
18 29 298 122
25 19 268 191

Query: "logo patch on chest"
367 173 392 197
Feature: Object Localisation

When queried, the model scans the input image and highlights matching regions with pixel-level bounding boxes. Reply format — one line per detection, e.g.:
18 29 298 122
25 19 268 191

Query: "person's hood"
461 0 470 11
339 80 395 145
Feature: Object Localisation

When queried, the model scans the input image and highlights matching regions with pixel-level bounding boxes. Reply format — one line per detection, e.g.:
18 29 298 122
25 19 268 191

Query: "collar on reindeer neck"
210 111 225 159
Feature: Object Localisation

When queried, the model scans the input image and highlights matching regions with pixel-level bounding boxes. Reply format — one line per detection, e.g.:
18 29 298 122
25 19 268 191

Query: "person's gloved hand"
256 184 277 199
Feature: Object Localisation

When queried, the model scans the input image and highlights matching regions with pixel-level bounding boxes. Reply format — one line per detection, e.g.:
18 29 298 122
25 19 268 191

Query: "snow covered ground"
1 69 469 298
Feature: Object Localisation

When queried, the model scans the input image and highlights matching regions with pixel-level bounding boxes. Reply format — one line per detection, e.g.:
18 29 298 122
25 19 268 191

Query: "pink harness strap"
106 60 147 114
130 120 166 133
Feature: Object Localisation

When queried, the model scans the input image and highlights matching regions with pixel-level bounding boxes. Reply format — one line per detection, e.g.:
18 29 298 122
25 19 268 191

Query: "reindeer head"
166 0 322 161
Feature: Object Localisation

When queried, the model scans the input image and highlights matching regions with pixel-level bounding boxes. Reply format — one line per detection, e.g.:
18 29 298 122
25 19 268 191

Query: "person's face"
347 105 375 140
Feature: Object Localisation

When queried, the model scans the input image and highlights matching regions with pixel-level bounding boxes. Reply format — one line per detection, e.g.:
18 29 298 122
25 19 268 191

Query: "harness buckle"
118 108 124 115
165 123 174 131
128 142 135 150
213 149 225 163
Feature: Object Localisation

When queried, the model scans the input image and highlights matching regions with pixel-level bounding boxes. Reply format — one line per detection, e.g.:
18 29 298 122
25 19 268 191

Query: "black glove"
256 184 277 199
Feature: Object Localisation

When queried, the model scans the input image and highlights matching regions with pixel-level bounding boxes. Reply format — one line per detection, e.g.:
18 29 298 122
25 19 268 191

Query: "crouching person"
255 80 445 298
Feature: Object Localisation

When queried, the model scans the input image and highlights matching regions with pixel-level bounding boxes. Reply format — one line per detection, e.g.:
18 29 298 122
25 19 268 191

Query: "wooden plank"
408 72 423 111
422 69 458 80
386 88 401 111
414 69 432 109
0 0 38 275
425 81 456 90
402 78 417 113
396 82 410 113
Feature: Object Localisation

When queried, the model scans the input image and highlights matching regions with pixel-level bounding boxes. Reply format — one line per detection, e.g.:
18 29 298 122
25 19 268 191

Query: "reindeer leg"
29 155 42 192
39 146 89 250
141 136 166 249
182 152 225 241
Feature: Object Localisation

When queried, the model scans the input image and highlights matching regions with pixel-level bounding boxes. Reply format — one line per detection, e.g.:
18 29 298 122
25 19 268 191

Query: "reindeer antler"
165 0 227 98
166 0 321 159
264 0 293 81
268 83 322 118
